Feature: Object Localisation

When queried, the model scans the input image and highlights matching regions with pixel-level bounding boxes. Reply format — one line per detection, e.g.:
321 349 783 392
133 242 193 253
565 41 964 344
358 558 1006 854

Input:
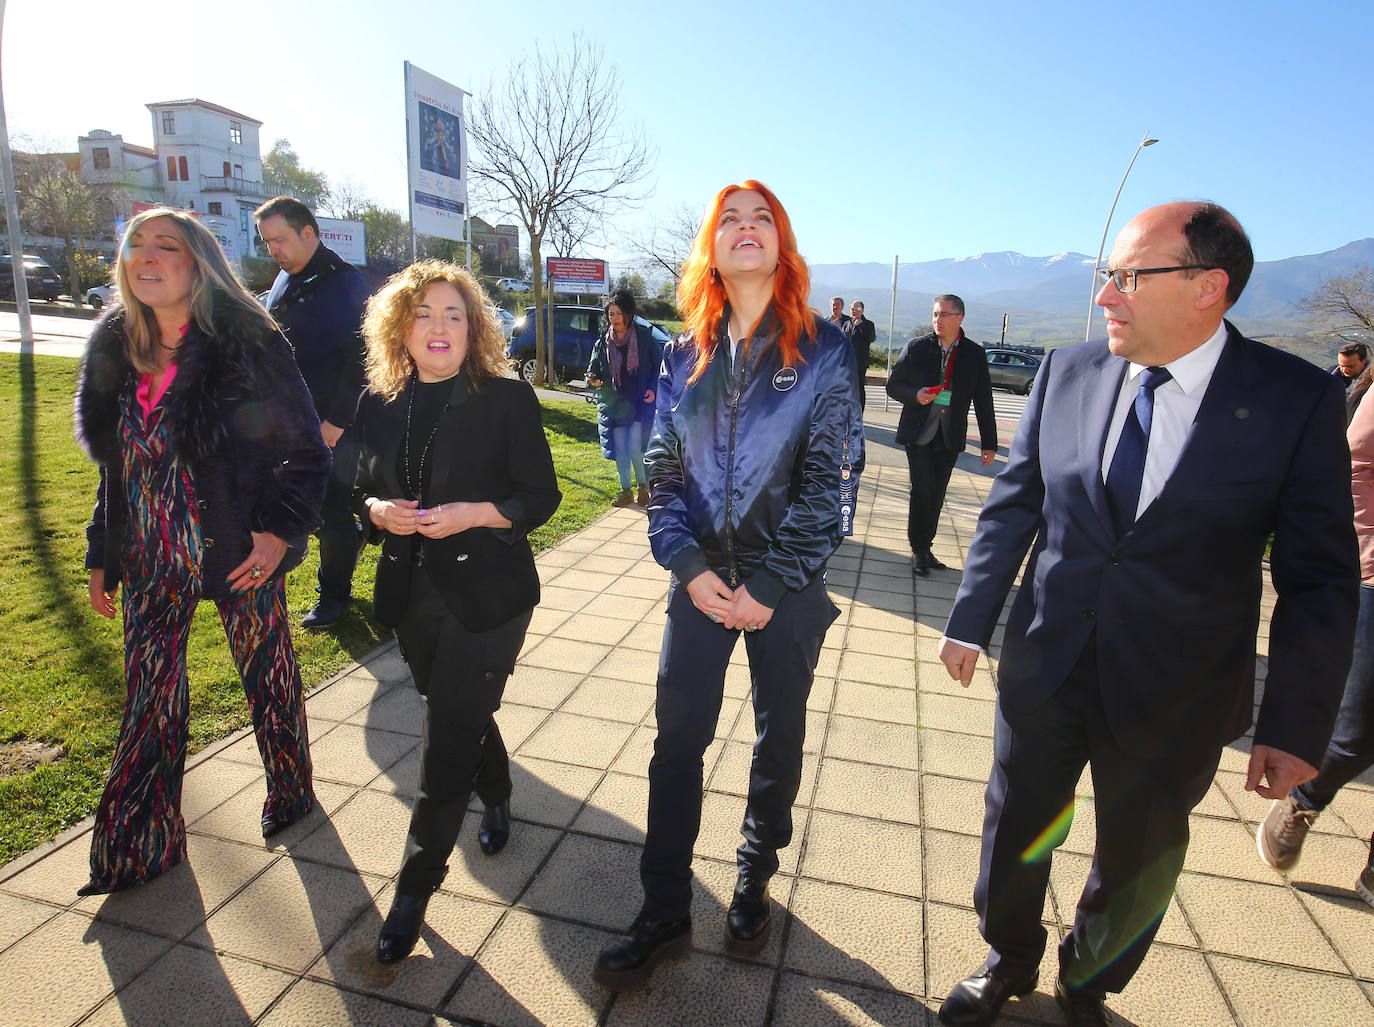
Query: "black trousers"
317 426 362 604
393 568 530 895
976 638 1221 993
905 435 960 555
640 573 838 920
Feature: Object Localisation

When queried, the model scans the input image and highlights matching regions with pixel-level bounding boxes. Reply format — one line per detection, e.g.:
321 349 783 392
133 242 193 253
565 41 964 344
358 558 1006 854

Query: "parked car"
496 277 532 293
508 305 670 384
0 254 63 301
86 284 117 310
487 304 516 340
985 348 1041 395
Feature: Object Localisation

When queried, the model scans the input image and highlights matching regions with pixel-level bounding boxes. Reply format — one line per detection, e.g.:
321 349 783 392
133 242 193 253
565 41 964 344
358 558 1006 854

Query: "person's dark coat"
587 322 661 459
75 302 331 600
266 244 371 428
843 315 876 375
886 331 997 453
352 373 561 632
645 310 864 609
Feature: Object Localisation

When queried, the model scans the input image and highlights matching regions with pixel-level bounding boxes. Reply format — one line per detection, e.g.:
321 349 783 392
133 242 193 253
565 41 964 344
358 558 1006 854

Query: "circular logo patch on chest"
772 367 798 392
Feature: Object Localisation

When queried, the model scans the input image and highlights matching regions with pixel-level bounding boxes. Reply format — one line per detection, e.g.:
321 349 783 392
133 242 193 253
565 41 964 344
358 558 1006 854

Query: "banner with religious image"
404 62 469 243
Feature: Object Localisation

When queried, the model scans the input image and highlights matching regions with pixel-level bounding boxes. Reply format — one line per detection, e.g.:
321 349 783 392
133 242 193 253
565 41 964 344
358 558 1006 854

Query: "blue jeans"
611 424 646 491
1294 583 1374 857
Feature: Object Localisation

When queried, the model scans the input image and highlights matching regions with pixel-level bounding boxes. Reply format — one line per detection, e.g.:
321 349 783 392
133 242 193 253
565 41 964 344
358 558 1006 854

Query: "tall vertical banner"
404 62 469 244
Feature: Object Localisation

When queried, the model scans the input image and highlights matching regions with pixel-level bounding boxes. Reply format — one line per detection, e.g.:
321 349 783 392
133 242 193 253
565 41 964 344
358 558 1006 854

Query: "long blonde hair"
362 260 508 401
114 207 275 374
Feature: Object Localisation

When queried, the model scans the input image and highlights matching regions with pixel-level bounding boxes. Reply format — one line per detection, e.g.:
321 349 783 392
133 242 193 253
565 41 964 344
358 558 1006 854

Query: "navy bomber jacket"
645 309 864 608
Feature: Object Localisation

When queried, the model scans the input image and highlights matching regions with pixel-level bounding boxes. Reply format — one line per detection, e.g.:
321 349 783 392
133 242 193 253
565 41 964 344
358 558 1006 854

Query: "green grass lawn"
0 354 620 866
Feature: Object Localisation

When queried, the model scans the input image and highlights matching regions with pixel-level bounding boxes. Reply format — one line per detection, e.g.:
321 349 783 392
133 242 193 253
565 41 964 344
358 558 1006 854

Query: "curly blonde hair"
363 260 509 401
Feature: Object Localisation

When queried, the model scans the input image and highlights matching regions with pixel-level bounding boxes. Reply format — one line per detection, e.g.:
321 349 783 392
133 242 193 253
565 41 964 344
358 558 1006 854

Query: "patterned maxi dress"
83 383 315 893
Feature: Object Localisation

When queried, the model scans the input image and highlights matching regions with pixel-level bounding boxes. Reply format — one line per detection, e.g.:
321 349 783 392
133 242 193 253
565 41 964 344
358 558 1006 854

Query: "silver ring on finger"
708 612 722 624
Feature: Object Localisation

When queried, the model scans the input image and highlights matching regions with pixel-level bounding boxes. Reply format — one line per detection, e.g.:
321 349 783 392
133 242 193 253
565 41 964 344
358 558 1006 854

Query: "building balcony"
199 177 314 202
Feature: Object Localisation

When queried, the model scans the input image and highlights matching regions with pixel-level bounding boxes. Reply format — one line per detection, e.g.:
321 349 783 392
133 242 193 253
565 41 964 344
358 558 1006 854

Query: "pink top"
136 324 188 424
1348 392 1374 580
136 361 179 424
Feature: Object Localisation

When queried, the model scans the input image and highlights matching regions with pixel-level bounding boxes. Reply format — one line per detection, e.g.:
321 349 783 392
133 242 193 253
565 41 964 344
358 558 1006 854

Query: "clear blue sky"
4 0 1369 266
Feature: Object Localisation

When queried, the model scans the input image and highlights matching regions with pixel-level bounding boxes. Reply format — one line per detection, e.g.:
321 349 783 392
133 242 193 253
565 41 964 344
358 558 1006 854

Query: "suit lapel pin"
1234 407 1250 419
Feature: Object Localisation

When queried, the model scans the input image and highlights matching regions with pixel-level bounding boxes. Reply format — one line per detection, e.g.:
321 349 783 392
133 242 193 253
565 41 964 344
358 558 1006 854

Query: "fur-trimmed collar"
74 298 276 467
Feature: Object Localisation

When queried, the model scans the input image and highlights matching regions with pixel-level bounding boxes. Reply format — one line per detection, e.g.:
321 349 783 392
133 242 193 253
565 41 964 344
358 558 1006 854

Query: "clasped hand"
685 570 774 631
369 497 477 539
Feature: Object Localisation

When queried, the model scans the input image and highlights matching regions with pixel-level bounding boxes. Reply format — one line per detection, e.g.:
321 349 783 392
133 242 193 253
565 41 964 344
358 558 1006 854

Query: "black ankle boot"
592 913 692 990
478 801 510 855
726 876 772 952
377 890 433 964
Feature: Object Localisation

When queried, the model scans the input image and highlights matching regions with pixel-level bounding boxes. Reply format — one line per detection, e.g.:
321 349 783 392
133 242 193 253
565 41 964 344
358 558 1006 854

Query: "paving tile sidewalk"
3 409 1373 1026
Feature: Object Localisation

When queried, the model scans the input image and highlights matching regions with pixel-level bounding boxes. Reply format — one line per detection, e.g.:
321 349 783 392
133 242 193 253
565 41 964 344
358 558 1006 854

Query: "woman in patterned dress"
74 208 331 895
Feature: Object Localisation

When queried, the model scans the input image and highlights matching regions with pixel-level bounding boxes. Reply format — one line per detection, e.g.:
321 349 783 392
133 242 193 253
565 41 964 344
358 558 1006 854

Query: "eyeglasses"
932 311 962 319
1095 265 1214 294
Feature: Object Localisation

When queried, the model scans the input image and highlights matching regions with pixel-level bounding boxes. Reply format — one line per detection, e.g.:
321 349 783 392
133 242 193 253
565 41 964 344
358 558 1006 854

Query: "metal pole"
1001 313 1008 347
884 255 898 412
1086 131 1157 342
403 62 417 264
0 0 34 352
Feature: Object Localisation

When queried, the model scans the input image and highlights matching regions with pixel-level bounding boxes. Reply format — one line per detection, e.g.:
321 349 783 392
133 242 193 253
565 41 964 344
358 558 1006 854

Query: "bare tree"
629 202 700 284
28 170 94 295
321 176 373 221
545 205 596 260
468 36 653 385
1301 267 1374 343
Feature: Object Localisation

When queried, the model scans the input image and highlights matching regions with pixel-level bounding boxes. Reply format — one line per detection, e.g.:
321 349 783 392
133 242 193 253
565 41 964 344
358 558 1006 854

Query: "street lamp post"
1085 131 1158 342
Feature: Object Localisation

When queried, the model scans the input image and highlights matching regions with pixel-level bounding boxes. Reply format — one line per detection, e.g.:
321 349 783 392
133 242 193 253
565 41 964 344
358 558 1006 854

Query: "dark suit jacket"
945 323 1359 764
886 332 997 452
352 373 561 631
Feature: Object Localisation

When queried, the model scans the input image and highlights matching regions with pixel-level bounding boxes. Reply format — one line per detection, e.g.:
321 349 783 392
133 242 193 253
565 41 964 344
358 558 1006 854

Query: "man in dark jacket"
886 294 997 576
843 299 876 410
255 196 371 629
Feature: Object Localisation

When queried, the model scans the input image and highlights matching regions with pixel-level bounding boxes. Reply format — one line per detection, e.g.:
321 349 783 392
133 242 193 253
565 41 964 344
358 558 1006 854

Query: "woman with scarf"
587 289 659 507
75 208 328 895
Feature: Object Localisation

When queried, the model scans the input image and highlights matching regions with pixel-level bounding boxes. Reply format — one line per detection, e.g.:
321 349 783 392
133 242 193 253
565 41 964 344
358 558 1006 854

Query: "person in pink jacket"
1259 384 1374 903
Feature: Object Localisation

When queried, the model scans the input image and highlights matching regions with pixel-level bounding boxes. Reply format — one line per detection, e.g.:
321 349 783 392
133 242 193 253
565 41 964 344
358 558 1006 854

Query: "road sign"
547 257 607 294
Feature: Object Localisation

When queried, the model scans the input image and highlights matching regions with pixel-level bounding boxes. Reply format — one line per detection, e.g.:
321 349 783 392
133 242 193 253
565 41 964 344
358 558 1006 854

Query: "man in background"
255 196 371 630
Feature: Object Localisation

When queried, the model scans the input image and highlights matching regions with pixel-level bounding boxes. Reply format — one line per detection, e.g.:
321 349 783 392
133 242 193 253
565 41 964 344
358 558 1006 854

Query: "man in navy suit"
935 202 1359 1026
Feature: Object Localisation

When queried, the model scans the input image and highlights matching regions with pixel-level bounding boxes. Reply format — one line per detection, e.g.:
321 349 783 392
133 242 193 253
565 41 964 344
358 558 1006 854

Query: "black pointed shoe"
726 876 772 953
925 551 949 571
478 801 510 855
912 553 931 577
1055 978 1112 1026
592 914 692 990
302 597 349 631
938 964 1038 1025
377 890 432 964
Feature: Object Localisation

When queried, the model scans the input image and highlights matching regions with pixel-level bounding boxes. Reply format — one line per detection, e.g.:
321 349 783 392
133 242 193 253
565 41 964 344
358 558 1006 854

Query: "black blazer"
352 373 561 631
886 332 997 452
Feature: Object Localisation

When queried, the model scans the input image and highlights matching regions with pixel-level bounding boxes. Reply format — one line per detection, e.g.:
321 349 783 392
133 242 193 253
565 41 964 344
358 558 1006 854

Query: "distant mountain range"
810 238 1374 363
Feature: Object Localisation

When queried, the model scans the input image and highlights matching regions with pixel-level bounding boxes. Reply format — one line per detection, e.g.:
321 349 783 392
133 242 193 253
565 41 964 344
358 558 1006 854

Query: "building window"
92 147 110 170
166 156 177 181
233 163 242 178
223 161 231 177
241 209 250 234
178 156 189 180
208 202 223 215
230 122 242 145
161 112 175 135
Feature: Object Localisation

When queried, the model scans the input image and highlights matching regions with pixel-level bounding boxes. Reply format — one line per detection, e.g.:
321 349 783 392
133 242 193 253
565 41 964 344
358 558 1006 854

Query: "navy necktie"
1105 366 1172 535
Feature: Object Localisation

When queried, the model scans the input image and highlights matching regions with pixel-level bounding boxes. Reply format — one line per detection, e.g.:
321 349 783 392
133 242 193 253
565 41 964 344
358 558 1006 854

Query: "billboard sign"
316 217 367 266
547 257 608 294
404 61 469 244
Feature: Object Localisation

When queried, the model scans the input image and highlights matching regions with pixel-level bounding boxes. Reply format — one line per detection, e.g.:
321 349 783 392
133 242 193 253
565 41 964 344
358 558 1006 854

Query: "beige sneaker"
1357 864 1374 909
612 489 634 508
636 484 650 507
1257 795 1318 872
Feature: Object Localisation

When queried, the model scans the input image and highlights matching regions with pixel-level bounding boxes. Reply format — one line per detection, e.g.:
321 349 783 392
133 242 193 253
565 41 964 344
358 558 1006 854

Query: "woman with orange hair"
593 182 864 989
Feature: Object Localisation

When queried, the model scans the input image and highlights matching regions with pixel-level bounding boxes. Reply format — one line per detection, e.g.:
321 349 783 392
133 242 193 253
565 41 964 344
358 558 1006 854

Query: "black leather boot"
478 801 510 855
377 890 433 964
726 876 772 953
592 913 692 990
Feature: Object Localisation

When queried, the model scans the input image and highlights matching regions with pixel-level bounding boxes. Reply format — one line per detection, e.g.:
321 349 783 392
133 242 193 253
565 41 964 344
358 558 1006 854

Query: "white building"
77 98 313 264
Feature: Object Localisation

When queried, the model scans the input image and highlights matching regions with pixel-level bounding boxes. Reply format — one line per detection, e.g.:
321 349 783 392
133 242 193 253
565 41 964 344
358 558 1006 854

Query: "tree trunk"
530 234 548 387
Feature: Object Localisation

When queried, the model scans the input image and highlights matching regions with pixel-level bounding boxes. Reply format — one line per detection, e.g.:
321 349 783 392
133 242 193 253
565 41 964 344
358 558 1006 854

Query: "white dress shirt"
1100 320 1228 519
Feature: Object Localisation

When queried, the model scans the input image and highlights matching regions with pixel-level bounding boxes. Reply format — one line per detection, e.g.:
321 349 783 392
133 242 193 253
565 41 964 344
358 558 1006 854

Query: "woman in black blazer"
352 260 560 964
